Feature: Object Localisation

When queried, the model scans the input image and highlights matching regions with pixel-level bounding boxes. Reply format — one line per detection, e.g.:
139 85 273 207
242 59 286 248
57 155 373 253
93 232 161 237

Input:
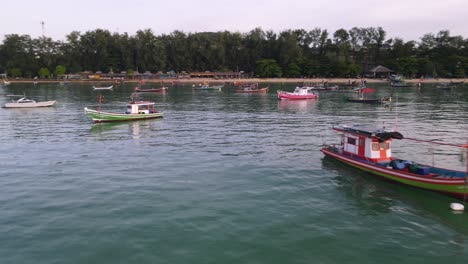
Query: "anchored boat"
277 87 319 100
321 124 468 200
84 96 163 123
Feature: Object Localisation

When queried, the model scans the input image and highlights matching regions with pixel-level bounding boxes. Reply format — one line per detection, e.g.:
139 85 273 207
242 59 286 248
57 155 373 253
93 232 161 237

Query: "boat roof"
127 101 155 106
333 124 401 138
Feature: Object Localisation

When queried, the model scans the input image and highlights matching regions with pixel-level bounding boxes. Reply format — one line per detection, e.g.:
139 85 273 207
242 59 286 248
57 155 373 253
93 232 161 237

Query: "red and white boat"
321 124 468 199
277 87 319 100
134 87 168 93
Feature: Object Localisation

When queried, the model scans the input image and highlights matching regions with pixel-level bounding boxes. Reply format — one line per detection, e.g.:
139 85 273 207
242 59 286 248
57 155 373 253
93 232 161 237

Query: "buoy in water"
450 203 464 211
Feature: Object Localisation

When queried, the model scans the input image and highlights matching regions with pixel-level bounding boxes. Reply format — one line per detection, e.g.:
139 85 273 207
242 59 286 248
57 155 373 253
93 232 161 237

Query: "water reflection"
90 119 161 139
321 156 468 235
277 99 318 113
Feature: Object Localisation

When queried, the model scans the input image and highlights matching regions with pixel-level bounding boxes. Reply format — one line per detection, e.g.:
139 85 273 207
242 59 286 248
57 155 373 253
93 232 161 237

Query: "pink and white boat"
277 87 319 100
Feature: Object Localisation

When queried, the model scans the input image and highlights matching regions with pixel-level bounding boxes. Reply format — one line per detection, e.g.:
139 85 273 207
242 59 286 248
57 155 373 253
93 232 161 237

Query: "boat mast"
97 95 103 111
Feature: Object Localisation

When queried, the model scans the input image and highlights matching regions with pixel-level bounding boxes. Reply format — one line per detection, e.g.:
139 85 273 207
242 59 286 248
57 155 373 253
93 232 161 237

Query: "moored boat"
193 84 224 90
321 124 468 199
234 86 269 93
84 98 163 123
346 96 391 104
4 95 56 108
134 86 168 93
92 85 113 90
277 87 319 100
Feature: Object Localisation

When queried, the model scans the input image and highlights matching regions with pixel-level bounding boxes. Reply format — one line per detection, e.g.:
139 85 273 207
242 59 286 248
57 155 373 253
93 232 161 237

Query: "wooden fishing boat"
84 98 163 123
92 85 113 90
134 86 168 93
450 81 464 85
277 87 319 100
234 86 269 93
4 95 56 108
436 83 455 90
390 82 413 88
346 96 391 104
321 124 468 199
193 84 224 90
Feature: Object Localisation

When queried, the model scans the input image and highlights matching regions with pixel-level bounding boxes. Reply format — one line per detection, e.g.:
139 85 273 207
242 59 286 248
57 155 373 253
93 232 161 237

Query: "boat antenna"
394 95 398 131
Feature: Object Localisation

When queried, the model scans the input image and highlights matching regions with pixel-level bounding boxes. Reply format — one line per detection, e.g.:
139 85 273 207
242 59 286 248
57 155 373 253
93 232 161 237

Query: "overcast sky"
1 0 467 42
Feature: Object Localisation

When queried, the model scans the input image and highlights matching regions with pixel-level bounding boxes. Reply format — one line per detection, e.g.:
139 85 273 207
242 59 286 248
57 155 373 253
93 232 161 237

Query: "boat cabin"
333 125 403 163
294 87 315 95
126 101 157 114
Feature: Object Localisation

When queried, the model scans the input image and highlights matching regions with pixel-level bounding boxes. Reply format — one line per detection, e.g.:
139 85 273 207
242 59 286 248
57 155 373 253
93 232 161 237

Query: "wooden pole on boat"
97 95 102 112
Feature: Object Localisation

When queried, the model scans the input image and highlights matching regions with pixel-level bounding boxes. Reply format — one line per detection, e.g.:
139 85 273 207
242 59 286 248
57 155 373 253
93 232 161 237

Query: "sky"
1 0 467 42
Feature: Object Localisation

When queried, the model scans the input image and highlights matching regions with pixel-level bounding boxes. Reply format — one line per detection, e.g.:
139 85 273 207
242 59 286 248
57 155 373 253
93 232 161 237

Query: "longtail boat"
92 85 113 90
346 96 391 104
134 86 168 92
84 96 163 123
321 124 468 200
277 87 319 100
234 86 269 93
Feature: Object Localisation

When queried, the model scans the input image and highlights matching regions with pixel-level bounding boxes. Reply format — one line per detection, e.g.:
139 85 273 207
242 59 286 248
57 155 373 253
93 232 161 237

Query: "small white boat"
3 81 10 85
93 85 113 90
4 95 56 108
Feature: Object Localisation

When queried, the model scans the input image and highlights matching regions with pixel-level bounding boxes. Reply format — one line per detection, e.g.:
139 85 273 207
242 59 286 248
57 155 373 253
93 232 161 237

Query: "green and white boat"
84 100 163 123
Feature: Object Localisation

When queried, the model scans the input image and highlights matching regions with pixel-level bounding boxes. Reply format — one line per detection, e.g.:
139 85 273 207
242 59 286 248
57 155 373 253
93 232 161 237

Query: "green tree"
38 67 50 78
255 59 282 77
55 65 66 76
9 68 22 77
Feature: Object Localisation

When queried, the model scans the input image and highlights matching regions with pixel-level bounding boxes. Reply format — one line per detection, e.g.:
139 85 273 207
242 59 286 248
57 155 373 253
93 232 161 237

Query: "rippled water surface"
1 82 468 263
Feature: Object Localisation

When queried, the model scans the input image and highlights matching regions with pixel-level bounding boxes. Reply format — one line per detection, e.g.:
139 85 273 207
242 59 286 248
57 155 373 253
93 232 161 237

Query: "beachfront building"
367 65 393 79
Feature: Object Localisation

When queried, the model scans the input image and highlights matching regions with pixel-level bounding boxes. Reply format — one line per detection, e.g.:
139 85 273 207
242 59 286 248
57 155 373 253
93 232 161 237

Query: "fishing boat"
3 80 11 85
450 81 464 85
84 96 163 123
277 87 319 100
134 86 168 93
436 83 455 90
193 83 224 91
390 82 413 88
321 124 468 199
92 85 113 90
234 86 269 93
353 86 375 93
4 95 56 108
346 96 391 104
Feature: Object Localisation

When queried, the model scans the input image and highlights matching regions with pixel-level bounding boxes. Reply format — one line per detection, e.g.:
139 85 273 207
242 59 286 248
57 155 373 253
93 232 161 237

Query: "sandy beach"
2 77 465 84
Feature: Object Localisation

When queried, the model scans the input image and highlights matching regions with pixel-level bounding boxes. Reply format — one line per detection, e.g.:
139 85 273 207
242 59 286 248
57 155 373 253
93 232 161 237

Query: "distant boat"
93 85 113 90
390 82 413 88
346 96 391 104
3 80 10 85
234 86 269 93
193 84 224 90
134 86 168 93
449 80 464 85
3 95 56 108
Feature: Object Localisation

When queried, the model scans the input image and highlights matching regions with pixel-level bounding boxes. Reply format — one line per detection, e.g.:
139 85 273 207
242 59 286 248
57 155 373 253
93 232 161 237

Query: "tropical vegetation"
0 27 466 78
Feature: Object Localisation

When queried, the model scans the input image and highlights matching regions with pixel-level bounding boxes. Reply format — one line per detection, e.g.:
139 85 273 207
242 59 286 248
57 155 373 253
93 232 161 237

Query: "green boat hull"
84 108 163 123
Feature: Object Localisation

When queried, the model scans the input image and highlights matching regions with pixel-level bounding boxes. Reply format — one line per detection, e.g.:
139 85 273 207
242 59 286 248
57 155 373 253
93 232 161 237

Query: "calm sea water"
1 82 468 263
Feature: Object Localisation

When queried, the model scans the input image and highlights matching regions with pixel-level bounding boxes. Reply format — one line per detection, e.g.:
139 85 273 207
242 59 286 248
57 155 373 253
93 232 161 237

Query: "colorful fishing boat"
134 86 168 93
84 97 163 123
321 124 468 199
277 87 319 100
234 86 269 93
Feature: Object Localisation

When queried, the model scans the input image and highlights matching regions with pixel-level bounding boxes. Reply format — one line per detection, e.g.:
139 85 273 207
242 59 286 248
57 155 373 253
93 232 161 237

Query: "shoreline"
2 77 466 84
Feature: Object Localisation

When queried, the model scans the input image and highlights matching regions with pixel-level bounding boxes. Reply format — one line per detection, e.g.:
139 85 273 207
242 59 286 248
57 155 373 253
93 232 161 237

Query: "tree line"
0 27 466 79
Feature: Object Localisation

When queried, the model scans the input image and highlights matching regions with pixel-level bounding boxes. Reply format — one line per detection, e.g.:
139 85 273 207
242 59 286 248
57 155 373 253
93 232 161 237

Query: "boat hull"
4 101 56 108
84 108 163 123
321 147 468 199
